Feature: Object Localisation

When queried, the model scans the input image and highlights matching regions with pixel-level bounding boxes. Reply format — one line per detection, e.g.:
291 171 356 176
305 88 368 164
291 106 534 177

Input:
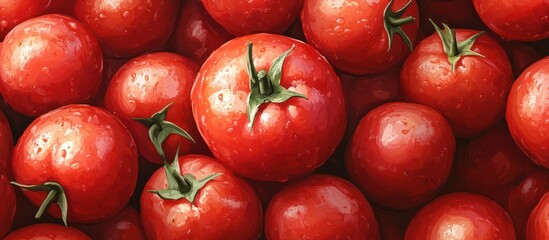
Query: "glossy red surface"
526 192 549 240
191 34 346 182
77 207 146 240
0 171 16 238
12 105 138 223
4 224 91 240
0 108 12 174
92 57 128 107
0 0 50 40
0 14 103 117
140 154 262 240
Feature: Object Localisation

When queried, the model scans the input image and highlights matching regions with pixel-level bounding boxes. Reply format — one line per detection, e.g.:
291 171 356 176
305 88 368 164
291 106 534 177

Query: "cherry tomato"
0 108 13 174
301 0 419 74
192 34 346 182
74 0 179 58
472 0 549 41
201 0 302 36
418 0 485 35
0 14 103 117
526 192 549 240
171 0 233 64
76 207 146 240
265 174 379 239
0 172 15 238
4 223 91 240
0 0 50 40
405 192 516 240
12 104 138 223
346 102 455 209
507 57 549 169
140 154 262 240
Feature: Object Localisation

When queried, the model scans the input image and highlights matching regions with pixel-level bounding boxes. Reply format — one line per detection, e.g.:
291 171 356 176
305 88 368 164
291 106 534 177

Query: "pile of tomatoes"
0 0 548 239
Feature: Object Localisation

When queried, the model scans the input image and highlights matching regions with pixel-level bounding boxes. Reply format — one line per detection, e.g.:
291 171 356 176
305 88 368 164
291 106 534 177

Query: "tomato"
501 41 543 78
0 108 13 174
4 223 91 240
45 0 76 16
201 0 302 36
191 33 346 182
0 172 15 238
346 102 455 209
74 0 179 58
0 0 50 40
401 23 512 138
301 0 419 74
105 52 207 164
76 207 146 240
405 192 516 240
507 57 549 169
171 0 233 64
92 57 127 107
12 104 138 224
418 0 485 35
140 154 262 240
526 192 549 240
473 0 549 41
265 174 379 239
0 14 103 117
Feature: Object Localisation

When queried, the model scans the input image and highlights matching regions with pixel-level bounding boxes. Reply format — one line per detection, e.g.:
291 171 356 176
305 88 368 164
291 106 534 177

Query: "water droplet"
122 11 130 18
99 13 106 18
144 75 149 81
71 163 80 169
401 129 409 134
68 22 77 29
0 20 7 28
227 128 233 133
334 26 342 32
42 67 49 74
336 18 345 24
217 93 223 101
61 149 67 158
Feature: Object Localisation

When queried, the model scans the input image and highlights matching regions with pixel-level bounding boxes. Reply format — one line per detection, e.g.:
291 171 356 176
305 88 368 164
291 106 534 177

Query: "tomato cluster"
0 0 548 239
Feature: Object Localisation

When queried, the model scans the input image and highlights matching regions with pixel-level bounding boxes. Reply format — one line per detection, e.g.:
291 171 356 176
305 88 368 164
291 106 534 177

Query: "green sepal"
11 181 68 226
429 19 485 72
384 0 415 52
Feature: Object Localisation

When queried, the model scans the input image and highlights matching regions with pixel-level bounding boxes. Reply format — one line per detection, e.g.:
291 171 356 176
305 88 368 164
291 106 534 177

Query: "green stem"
388 16 414 26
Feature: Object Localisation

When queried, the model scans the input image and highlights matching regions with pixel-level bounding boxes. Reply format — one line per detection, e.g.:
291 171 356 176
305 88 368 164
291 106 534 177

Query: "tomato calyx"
384 0 415 52
10 181 68 226
245 42 307 131
429 19 485 72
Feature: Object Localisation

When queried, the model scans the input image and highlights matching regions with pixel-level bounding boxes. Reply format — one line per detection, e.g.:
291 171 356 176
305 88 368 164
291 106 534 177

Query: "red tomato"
246 178 287 207
301 0 419 74
0 0 50 40
201 0 302 36
140 154 262 240
76 207 146 240
12 104 138 223
74 0 179 58
105 52 207 164
0 108 13 174
191 34 346 182
507 57 549 169
4 224 91 240
405 193 516 240
45 0 76 16
418 0 485 35
401 26 512 138
472 0 549 41
346 102 455 209
171 0 233 64
0 172 15 238
501 41 543 78
92 57 127 107
265 174 379 239
526 192 549 240
0 14 103 117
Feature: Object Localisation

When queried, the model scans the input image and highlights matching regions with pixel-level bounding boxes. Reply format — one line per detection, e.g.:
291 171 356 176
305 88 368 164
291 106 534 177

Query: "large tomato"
526 192 549 240
0 172 16 238
265 174 379 239
4 224 91 240
507 57 549 169
0 108 13 174
76 207 146 240
0 14 103 117
74 0 179 58
0 0 50 40
346 102 455 209
12 104 138 224
191 33 346 182
301 0 419 74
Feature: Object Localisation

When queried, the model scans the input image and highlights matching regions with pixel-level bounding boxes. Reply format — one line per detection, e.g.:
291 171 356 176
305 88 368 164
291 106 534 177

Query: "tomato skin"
140 154 262 240
401 29 512 138
507 57 549 169
92 57 127 107
405 193 516 240
76 207 146 240
0 14 103 117
45 0 76 16
201 0 303 36
346 102 455 209
501 41 543 78
0 172 15 238
74 0 179 58
0 109 13 174
526 193 549 240
12 104 138 223
4 223 91 240
473 0 549 41
0 0 50 40
105 52 207 164
301 0 419 75
191 34 346 182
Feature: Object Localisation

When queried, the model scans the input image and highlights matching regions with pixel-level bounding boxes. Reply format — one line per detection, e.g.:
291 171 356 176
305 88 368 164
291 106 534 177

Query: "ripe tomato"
91 57 127 107
405 193 516 240
4 223 91 240
105 52 207 164
141 154 262 240
265 174 379 239
301 0 419 74
501 41 543 78
201 0 302 36
472 0 549 41
401 23 512 138
0 0 50 40
77 207 146 240
507 57 549 169
418 0 485 35
0 108 13 174
346 102 455 209
12 104 138 224
74 0 179 58
191 34 346 182
171 0 233 64
0 172 15 238
0 14 103 117
526 192 549 240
